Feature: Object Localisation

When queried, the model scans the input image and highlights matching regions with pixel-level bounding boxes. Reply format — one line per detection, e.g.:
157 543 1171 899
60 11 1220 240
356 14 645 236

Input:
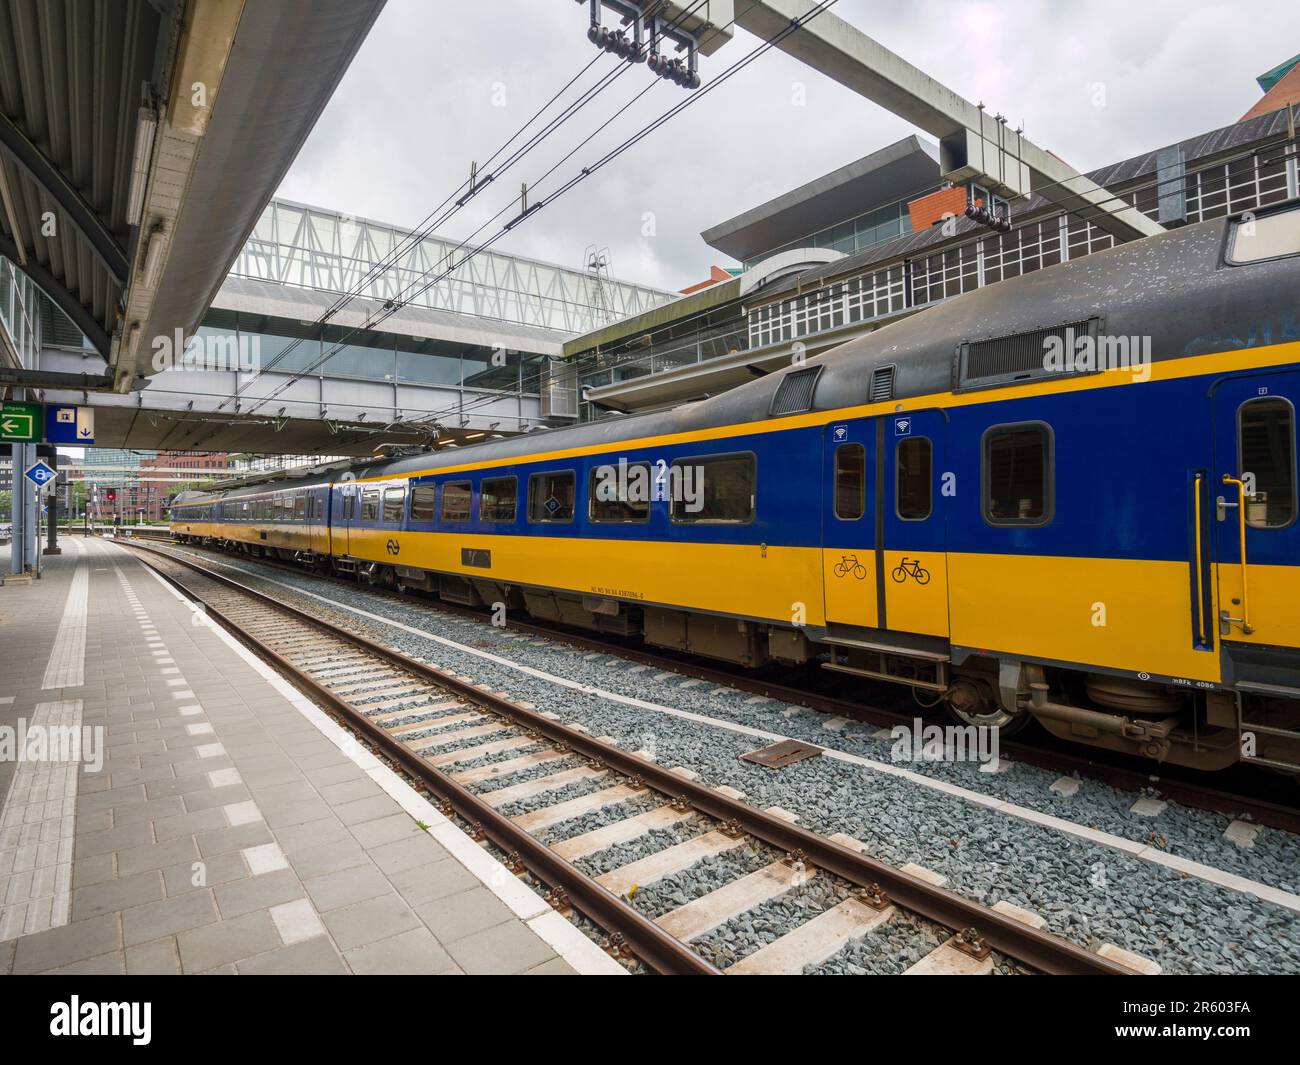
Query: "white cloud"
276 0 1299 291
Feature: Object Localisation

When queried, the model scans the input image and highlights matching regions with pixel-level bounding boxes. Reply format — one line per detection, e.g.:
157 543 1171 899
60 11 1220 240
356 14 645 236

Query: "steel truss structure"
232 199 674 336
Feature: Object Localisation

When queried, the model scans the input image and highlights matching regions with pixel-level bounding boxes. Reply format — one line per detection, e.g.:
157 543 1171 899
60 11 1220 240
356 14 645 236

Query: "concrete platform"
0 536 618 975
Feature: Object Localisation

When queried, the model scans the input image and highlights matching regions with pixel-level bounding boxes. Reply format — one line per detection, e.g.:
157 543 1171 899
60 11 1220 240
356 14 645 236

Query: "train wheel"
943 678 1032 737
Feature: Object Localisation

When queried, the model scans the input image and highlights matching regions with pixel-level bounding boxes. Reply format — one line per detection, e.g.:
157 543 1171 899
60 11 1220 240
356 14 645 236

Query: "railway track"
121 538 1133 976
137 533 1300 835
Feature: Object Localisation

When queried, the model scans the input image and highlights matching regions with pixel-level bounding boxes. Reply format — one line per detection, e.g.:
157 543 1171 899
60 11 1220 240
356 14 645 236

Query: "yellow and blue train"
174 202 1300 772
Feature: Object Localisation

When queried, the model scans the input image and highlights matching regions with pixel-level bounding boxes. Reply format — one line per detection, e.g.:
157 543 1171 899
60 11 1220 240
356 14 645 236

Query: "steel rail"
122 541 718 975
146 534 1300 835
123 539 1131 976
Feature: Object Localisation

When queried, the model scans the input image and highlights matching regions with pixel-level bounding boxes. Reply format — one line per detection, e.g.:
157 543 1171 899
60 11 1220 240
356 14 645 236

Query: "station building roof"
699 135 940 263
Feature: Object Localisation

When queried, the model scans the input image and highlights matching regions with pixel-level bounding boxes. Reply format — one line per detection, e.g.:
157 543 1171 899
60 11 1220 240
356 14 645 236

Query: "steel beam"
0 367 114 390
730 0 1164 242
0 110 130 283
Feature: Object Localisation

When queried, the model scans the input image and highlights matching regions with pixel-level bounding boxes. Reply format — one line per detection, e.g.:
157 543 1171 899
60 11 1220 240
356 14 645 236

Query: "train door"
338 482 354 557
308 487 329 555
880 409 950 637
1212 370 1300 655
822 418 879 630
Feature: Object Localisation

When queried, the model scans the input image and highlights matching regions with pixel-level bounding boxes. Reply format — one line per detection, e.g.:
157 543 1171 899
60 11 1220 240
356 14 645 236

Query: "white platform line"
178 554 1300 916
125 545 625 976
0 699 81 938
41 565 88 689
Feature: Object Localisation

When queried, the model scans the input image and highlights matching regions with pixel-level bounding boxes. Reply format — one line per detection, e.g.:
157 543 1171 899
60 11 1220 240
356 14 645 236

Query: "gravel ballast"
159 545 1300 974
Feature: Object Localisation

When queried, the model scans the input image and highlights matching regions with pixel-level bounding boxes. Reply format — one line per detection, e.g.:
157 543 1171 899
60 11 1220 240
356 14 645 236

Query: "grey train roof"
183 208 1299 503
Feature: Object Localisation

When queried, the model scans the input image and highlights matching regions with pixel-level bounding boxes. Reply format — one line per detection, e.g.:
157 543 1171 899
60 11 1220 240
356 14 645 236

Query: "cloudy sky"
278 0 1298 292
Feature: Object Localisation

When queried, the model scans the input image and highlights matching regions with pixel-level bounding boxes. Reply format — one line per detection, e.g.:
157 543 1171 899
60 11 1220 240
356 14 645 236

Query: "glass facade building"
742 201 912 269
572 110 1300 419
0 257 41 369
192 308 550 399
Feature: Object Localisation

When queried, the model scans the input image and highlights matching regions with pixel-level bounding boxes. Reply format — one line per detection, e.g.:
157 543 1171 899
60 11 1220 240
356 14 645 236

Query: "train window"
361 490 379 522
670 454 755 524
983 423 1053 525
897 438 932 520
383 487 406 523
441 481 472 523
589 462 651 523
834 443 865 520
480 477 518 522
1239 397 1296 528
343 492 354 520
1227 206 1300 264
528 471 575 523
294 496 307 521
410 485 436 522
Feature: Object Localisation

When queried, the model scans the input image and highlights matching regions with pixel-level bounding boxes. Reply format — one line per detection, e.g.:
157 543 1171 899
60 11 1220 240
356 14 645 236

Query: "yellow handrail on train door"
1193 473 1207 645
1221 475 1255 635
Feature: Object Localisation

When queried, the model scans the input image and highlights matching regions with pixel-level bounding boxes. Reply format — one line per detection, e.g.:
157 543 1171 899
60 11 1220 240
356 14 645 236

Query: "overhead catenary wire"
185 105 1298 456
213 0 826 442
184 6 1294 451
383 119 1300 436
197 0 716 428
181 0 754 447
196 51 617 418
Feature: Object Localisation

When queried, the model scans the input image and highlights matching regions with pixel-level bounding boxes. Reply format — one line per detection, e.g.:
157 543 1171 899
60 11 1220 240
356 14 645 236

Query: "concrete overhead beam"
117 0 388 391
729 0 1163 242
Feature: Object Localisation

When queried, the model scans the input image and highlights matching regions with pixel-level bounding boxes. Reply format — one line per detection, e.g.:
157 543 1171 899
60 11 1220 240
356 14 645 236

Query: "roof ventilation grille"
957 318 1099 392
769 366 822 416
869 365 895 403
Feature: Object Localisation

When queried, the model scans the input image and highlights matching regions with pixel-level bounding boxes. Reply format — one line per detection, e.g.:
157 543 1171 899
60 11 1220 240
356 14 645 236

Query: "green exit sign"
0 400 43 442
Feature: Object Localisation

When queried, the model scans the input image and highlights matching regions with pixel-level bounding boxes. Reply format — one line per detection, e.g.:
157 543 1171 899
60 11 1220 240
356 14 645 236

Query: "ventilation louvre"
957 319 1099 392
38 294 85 349
869 365 895 402
769 366 822 416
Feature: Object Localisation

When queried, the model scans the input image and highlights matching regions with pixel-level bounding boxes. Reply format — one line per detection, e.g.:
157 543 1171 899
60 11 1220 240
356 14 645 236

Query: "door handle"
1220 475 1254 635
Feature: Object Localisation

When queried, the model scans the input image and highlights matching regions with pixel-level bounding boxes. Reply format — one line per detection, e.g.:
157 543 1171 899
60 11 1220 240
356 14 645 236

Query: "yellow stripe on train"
175 521 1266 684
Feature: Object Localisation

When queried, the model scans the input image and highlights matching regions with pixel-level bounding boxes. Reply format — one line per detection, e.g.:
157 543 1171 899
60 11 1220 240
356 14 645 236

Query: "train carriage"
173 201 1300 772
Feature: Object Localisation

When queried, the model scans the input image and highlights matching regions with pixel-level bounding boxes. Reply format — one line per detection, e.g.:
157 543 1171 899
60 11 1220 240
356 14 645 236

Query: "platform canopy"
0 0 386 389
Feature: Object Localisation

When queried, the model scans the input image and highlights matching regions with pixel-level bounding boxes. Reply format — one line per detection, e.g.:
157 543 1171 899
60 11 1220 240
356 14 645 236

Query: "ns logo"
385 539 400 556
